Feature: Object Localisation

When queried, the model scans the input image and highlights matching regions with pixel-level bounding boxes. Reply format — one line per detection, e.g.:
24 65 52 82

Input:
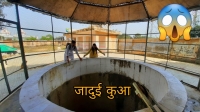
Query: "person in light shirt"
83 43 105 58
64 40 82 63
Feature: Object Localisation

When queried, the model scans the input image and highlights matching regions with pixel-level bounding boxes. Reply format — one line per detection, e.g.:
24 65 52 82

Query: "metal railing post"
15 4 29 80
198 78 200 90
91 23 92 46
165 39 171 70
107 24 110 57
70 20 73 41
51 15 56 63
0 49 11 93
124 22 127 59
144 19 150 63
107 0 111 57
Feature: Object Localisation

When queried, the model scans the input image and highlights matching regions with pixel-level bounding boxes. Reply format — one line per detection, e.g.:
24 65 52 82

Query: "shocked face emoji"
158 4 192 42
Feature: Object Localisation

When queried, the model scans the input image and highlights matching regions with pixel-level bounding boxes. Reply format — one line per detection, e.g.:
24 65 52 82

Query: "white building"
0 29 13 40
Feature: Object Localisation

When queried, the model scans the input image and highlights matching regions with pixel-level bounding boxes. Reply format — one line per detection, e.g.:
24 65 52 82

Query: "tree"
13 37 18 41
190 25 200 38
134 33 146 38
117 34 132 39
135 33 141 37
0 0 13 29
40 34 53 40
25 36 37 40
55 36 64 40
66 28 70 32
0 36 4 40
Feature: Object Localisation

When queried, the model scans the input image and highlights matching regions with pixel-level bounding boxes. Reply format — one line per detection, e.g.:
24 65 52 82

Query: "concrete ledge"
19 57 187 112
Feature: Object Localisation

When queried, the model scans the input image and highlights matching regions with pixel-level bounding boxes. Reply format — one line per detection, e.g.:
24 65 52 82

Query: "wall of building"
118 38 200 64
64 31 118 53
4 37 199 64
4 40 67 47
109 36 117 52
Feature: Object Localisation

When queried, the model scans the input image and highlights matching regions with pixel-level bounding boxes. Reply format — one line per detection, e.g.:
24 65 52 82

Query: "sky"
1 5 155 38
1 5 200 38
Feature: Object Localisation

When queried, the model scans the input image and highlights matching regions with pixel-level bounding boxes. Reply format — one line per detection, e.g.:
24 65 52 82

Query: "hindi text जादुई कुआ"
74 83 131 99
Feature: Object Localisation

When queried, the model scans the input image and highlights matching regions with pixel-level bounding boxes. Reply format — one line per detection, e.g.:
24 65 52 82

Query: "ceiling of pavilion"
8 0 200 24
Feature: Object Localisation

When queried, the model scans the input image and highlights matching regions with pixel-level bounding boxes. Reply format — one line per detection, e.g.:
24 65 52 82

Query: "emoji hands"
183 26 191 41
158 26 167 41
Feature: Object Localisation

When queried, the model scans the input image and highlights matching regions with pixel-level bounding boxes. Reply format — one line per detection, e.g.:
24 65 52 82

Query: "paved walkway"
0 52 200 99
0 88 24 112
0 53 200 111
1 52 200 78
0 67 43 112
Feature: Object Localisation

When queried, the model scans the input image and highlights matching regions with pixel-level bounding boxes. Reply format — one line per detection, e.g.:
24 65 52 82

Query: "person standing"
64 40 82 63
83 43 105 58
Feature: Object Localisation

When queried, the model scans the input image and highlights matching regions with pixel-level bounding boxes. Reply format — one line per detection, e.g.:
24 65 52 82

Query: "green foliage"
0 36 4 40
55 36 64 40
25 36 37 40
66 28 70 32
134 33 146 38
13 37 18 41
0 0 13 30
0 0 12 7
117 34 132 39
40 34 53 40
190 25 200 38
135 33 141 37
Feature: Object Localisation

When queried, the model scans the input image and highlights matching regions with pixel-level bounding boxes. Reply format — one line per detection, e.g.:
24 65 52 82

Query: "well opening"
19 58 187 112
47 73 154 112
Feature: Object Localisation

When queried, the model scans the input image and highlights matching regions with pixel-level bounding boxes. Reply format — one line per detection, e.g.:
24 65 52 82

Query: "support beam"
15 4 29 80
51 15 56 64
132 82 156 112
142 0 150 63
142 0 150 19
107 24 110 57
107 0 111 57
124 22 127 59
144 19 150 63
165 39 171 70
91 23 92 46
0 18 17 24
146 88 165 112
197 78 200 90
70 20 73 41
0 48 11 94
74 0 143 8
70 1 80 20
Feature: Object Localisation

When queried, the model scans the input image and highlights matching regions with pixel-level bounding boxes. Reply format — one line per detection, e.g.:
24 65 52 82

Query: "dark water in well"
47 73 153 112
